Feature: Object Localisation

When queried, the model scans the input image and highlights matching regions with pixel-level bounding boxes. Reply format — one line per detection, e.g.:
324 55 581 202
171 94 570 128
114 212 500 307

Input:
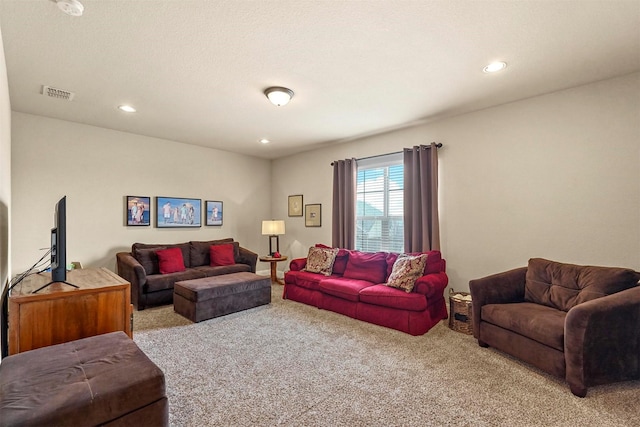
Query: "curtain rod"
331 142 442 166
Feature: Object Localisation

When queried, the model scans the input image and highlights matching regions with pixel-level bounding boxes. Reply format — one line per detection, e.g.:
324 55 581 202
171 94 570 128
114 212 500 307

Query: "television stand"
8 267 132 355
32 280 79 294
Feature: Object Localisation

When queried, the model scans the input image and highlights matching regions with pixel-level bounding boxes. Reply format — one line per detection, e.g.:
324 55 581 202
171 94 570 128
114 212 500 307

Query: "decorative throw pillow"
304 247 339 276
156 247 186 274
315 243 349 274
386 254 428 293
210 243 236 266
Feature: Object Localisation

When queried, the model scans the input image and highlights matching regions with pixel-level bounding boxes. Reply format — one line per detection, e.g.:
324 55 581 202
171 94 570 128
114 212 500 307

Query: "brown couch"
116 238 257 310
470 258 640 397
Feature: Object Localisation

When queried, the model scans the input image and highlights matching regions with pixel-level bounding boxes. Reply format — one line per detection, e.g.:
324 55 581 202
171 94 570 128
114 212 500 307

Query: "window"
355 153 404 252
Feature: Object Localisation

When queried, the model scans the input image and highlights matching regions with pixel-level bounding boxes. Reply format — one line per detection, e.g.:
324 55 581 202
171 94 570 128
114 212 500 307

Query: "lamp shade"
262 220 285 235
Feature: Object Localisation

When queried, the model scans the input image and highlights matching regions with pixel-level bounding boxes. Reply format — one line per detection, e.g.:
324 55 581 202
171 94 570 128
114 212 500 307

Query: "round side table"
259 256 288 285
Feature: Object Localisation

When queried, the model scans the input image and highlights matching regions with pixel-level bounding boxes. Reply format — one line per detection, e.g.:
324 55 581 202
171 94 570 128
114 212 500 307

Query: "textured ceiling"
1 0 639 159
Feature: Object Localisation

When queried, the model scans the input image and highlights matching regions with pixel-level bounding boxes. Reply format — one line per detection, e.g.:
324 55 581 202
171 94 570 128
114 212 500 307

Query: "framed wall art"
288 194 303 217
126 196 150 226
305 204 321 227
205 200 223 226
156 197 201 228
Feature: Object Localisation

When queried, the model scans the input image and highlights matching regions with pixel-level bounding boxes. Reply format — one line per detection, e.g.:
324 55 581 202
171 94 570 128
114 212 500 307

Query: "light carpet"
133 286 639 427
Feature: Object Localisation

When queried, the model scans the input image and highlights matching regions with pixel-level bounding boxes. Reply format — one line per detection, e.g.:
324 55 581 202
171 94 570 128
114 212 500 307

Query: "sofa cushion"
319 278 374 302
386 254 428 293
359 284 428 311
133 242 191 269
190 238 235 267
304 247 338 276
315 244 349 274
285 270 328 291
134 247 165 275
343 251 387 284
481 302 566 351
210 244 236 266
146 270 206 293
156 247 186 274
524 258 640 312
423 251 443 274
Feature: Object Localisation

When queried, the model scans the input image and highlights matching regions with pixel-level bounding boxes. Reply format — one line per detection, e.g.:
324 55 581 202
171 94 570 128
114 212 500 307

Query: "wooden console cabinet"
8 267 132 355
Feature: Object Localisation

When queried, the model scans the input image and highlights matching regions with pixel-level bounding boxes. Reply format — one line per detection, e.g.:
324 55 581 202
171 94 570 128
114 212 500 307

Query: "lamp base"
268 235 280 257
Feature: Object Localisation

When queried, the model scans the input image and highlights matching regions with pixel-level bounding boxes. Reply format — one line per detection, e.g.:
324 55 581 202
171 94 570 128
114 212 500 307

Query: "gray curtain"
404 143 440 252
332 158 357 249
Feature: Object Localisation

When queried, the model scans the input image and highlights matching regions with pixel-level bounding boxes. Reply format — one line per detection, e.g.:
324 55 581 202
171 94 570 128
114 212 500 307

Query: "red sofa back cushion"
343 251 387 284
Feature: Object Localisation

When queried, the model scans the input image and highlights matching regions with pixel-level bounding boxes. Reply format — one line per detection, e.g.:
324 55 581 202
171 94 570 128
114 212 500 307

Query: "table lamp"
261 220 285 256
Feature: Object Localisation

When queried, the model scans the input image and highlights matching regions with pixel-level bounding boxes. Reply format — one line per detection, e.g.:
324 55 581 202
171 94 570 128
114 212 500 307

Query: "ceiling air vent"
42 85 75 101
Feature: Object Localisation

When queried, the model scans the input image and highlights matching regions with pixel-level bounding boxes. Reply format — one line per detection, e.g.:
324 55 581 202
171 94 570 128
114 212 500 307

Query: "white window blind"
356 153 404 252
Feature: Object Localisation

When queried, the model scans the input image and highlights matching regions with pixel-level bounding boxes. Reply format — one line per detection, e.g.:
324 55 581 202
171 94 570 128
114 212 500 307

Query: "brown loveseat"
116 238 257 310
470 258 640 397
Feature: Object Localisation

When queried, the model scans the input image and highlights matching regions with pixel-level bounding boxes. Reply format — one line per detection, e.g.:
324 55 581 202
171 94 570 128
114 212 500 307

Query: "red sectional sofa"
283 247 449 335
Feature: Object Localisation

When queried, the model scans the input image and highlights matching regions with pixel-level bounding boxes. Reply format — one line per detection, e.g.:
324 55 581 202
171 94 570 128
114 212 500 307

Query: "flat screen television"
50 196 67 283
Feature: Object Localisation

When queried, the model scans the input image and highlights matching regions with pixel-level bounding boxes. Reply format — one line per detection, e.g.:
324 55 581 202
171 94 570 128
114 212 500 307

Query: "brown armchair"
470 258 640 397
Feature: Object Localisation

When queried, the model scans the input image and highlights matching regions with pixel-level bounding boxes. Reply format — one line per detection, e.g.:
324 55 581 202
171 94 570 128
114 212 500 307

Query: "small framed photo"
126 196 150 226
156 197 201 228
288 194 303 217
205 201 223 226
305 204 322 227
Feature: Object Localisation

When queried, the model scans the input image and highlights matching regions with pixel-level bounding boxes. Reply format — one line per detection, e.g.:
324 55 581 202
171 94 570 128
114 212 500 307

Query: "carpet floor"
133 286 639 427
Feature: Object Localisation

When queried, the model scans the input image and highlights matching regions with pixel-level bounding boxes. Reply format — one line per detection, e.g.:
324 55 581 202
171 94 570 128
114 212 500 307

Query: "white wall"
0 27 11 291
273 73 640 291
11 113 272 273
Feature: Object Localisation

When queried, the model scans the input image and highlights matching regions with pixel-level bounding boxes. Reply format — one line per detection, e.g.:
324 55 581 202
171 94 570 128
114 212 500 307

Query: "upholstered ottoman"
174 272 271 322
0 331 168 426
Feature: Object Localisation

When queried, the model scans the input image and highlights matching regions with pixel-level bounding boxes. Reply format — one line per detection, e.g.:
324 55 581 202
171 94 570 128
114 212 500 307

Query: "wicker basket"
448 289 473 335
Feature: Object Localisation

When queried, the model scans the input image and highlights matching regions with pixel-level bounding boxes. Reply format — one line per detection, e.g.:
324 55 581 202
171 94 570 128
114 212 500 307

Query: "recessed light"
483 61 507 73
118 105 136 113
56 0 84 17
259 138 270 144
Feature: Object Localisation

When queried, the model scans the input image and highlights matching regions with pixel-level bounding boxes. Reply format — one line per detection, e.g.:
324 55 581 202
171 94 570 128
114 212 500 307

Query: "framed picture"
288 194 303 217
305 204 322 227
156 197 201 228
126 196 150 226
205 201 223 226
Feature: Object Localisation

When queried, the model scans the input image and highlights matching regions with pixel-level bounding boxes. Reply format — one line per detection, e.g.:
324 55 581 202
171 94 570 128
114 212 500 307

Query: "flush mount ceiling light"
483 61 507 73
56 0 84 16
264 87 294 106
118 105 136 113
259 138 271 144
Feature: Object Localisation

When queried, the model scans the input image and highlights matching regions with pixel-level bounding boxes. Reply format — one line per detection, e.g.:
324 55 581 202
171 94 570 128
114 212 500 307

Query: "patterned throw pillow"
386 253 428 293
304 247 339 276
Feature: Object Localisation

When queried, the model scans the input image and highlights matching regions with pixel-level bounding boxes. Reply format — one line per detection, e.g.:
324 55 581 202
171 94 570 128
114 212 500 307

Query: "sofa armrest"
237 246 258 273
116 252 147 310
564 286 640 397
413 272 448 299
289 258 307 271
469 267 527 338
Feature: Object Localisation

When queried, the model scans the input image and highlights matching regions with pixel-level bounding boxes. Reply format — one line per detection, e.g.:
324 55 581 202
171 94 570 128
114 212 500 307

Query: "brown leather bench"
0 331 168 426
174 272 271 322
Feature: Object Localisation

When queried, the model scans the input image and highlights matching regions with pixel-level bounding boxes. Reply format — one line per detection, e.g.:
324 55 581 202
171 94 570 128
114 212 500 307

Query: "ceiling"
1 1 639 160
